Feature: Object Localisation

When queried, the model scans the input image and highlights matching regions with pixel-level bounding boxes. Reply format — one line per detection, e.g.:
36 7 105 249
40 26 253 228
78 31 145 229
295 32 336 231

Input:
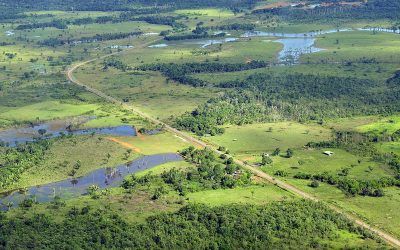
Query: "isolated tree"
286 148 293 158
272 148 281 156
105 153 112 162
262 154 273 165
74 160 82 170
87 185 99 195
6 201 13 211
38 129 47 136
310 180 319 188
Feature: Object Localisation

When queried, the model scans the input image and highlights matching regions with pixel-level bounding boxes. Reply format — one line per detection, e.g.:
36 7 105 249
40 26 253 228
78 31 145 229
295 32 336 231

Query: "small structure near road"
323 151 334 156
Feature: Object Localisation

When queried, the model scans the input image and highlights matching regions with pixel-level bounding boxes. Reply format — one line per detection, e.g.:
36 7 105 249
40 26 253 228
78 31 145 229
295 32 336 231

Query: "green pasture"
357 115 400 134
305 31 400 63
135 161 193 178
205 122 332 155
120 37 280 66
13 21 168 43
286 179 400 239
187 184 294 206
325 116 379 131
0 101 98 122
111 131 191 155
261 148 393 180
376 142 400 155
74 64 216 121
24 11 116 20
175 8 235 17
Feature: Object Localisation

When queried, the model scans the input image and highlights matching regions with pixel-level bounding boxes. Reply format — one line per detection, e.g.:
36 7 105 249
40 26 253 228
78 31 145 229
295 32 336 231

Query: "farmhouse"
323 151 334 156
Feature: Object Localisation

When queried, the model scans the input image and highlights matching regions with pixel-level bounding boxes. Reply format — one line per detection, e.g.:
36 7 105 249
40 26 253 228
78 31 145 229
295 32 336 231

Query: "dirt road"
66 38 400 249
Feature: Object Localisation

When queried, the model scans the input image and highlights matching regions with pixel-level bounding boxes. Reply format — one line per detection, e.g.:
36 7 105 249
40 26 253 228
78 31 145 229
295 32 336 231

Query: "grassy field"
108 132 191 155
135 160 193 177
376 142 400 155
119 37 281 65
356 114 400 134
5 135 139 191
175 8 235 17
0 101 98 122
74 64 217 121
285 179 400 239
305 31 400 63
187 184 294 206
261 148 393 180
204 122 332 156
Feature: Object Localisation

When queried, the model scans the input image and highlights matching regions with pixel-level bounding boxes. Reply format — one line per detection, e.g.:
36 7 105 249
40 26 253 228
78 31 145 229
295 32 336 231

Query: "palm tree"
6 201 13 211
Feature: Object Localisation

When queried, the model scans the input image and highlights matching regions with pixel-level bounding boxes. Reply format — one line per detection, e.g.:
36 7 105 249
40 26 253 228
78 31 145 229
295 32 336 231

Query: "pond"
0 153 183 210
154 37 239 49
148 43 169 48
0 119 136 147
241 29 352 63
242 28 398 63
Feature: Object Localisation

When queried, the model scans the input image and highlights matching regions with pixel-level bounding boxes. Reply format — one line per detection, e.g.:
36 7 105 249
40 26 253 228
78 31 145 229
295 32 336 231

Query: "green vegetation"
205 122 331 155
0 200 386 249
187 185 292 206
0 0 399 248
357 115 400 135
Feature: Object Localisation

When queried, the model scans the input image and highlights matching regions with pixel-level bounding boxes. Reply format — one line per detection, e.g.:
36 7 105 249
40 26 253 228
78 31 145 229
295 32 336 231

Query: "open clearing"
187 184 294 206
205 122 332 155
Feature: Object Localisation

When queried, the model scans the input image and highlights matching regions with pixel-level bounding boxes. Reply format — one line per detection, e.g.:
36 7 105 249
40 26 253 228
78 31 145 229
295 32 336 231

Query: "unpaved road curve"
66 38 400 249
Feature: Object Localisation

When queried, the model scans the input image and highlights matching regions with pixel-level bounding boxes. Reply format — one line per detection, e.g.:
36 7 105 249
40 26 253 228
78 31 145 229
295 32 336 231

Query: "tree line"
0 0 262 15
39 31 143 47
164 32 226 41
18 14 184 31
137 61 268 87
16 19 68 30
253 0 400 21
294 171 398 197
0 200 383 249
174 72 400 136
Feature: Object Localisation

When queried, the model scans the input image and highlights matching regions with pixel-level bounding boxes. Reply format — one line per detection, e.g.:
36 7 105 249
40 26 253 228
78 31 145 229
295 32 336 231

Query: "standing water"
0 153 183 210
0 119 136 147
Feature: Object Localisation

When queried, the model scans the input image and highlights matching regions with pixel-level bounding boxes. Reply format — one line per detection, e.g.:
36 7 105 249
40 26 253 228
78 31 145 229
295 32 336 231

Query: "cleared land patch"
205 122 332 155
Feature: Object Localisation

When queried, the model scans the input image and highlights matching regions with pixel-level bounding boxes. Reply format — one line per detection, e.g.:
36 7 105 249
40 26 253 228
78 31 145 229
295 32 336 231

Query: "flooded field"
0 153 183 210
0 118 137 147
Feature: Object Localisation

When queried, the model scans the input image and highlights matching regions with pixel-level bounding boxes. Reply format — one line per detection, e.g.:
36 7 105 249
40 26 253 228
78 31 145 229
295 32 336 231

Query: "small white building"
323 151 334 156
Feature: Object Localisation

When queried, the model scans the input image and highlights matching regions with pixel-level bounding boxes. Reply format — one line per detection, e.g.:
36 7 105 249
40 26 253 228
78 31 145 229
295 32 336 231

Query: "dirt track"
66 38 400 249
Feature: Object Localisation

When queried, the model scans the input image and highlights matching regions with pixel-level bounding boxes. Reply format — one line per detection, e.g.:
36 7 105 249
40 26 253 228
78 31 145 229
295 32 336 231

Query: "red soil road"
66 37 400 249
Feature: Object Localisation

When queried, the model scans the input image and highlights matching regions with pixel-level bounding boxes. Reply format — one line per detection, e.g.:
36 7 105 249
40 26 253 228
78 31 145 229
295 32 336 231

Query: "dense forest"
137 61 269 87
253 0 400 21
175 91 267 136
175 72 400 135
0 0 261 13
17 15 184 31
0 200 382 249
0 140 51 189
39 32 143 47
